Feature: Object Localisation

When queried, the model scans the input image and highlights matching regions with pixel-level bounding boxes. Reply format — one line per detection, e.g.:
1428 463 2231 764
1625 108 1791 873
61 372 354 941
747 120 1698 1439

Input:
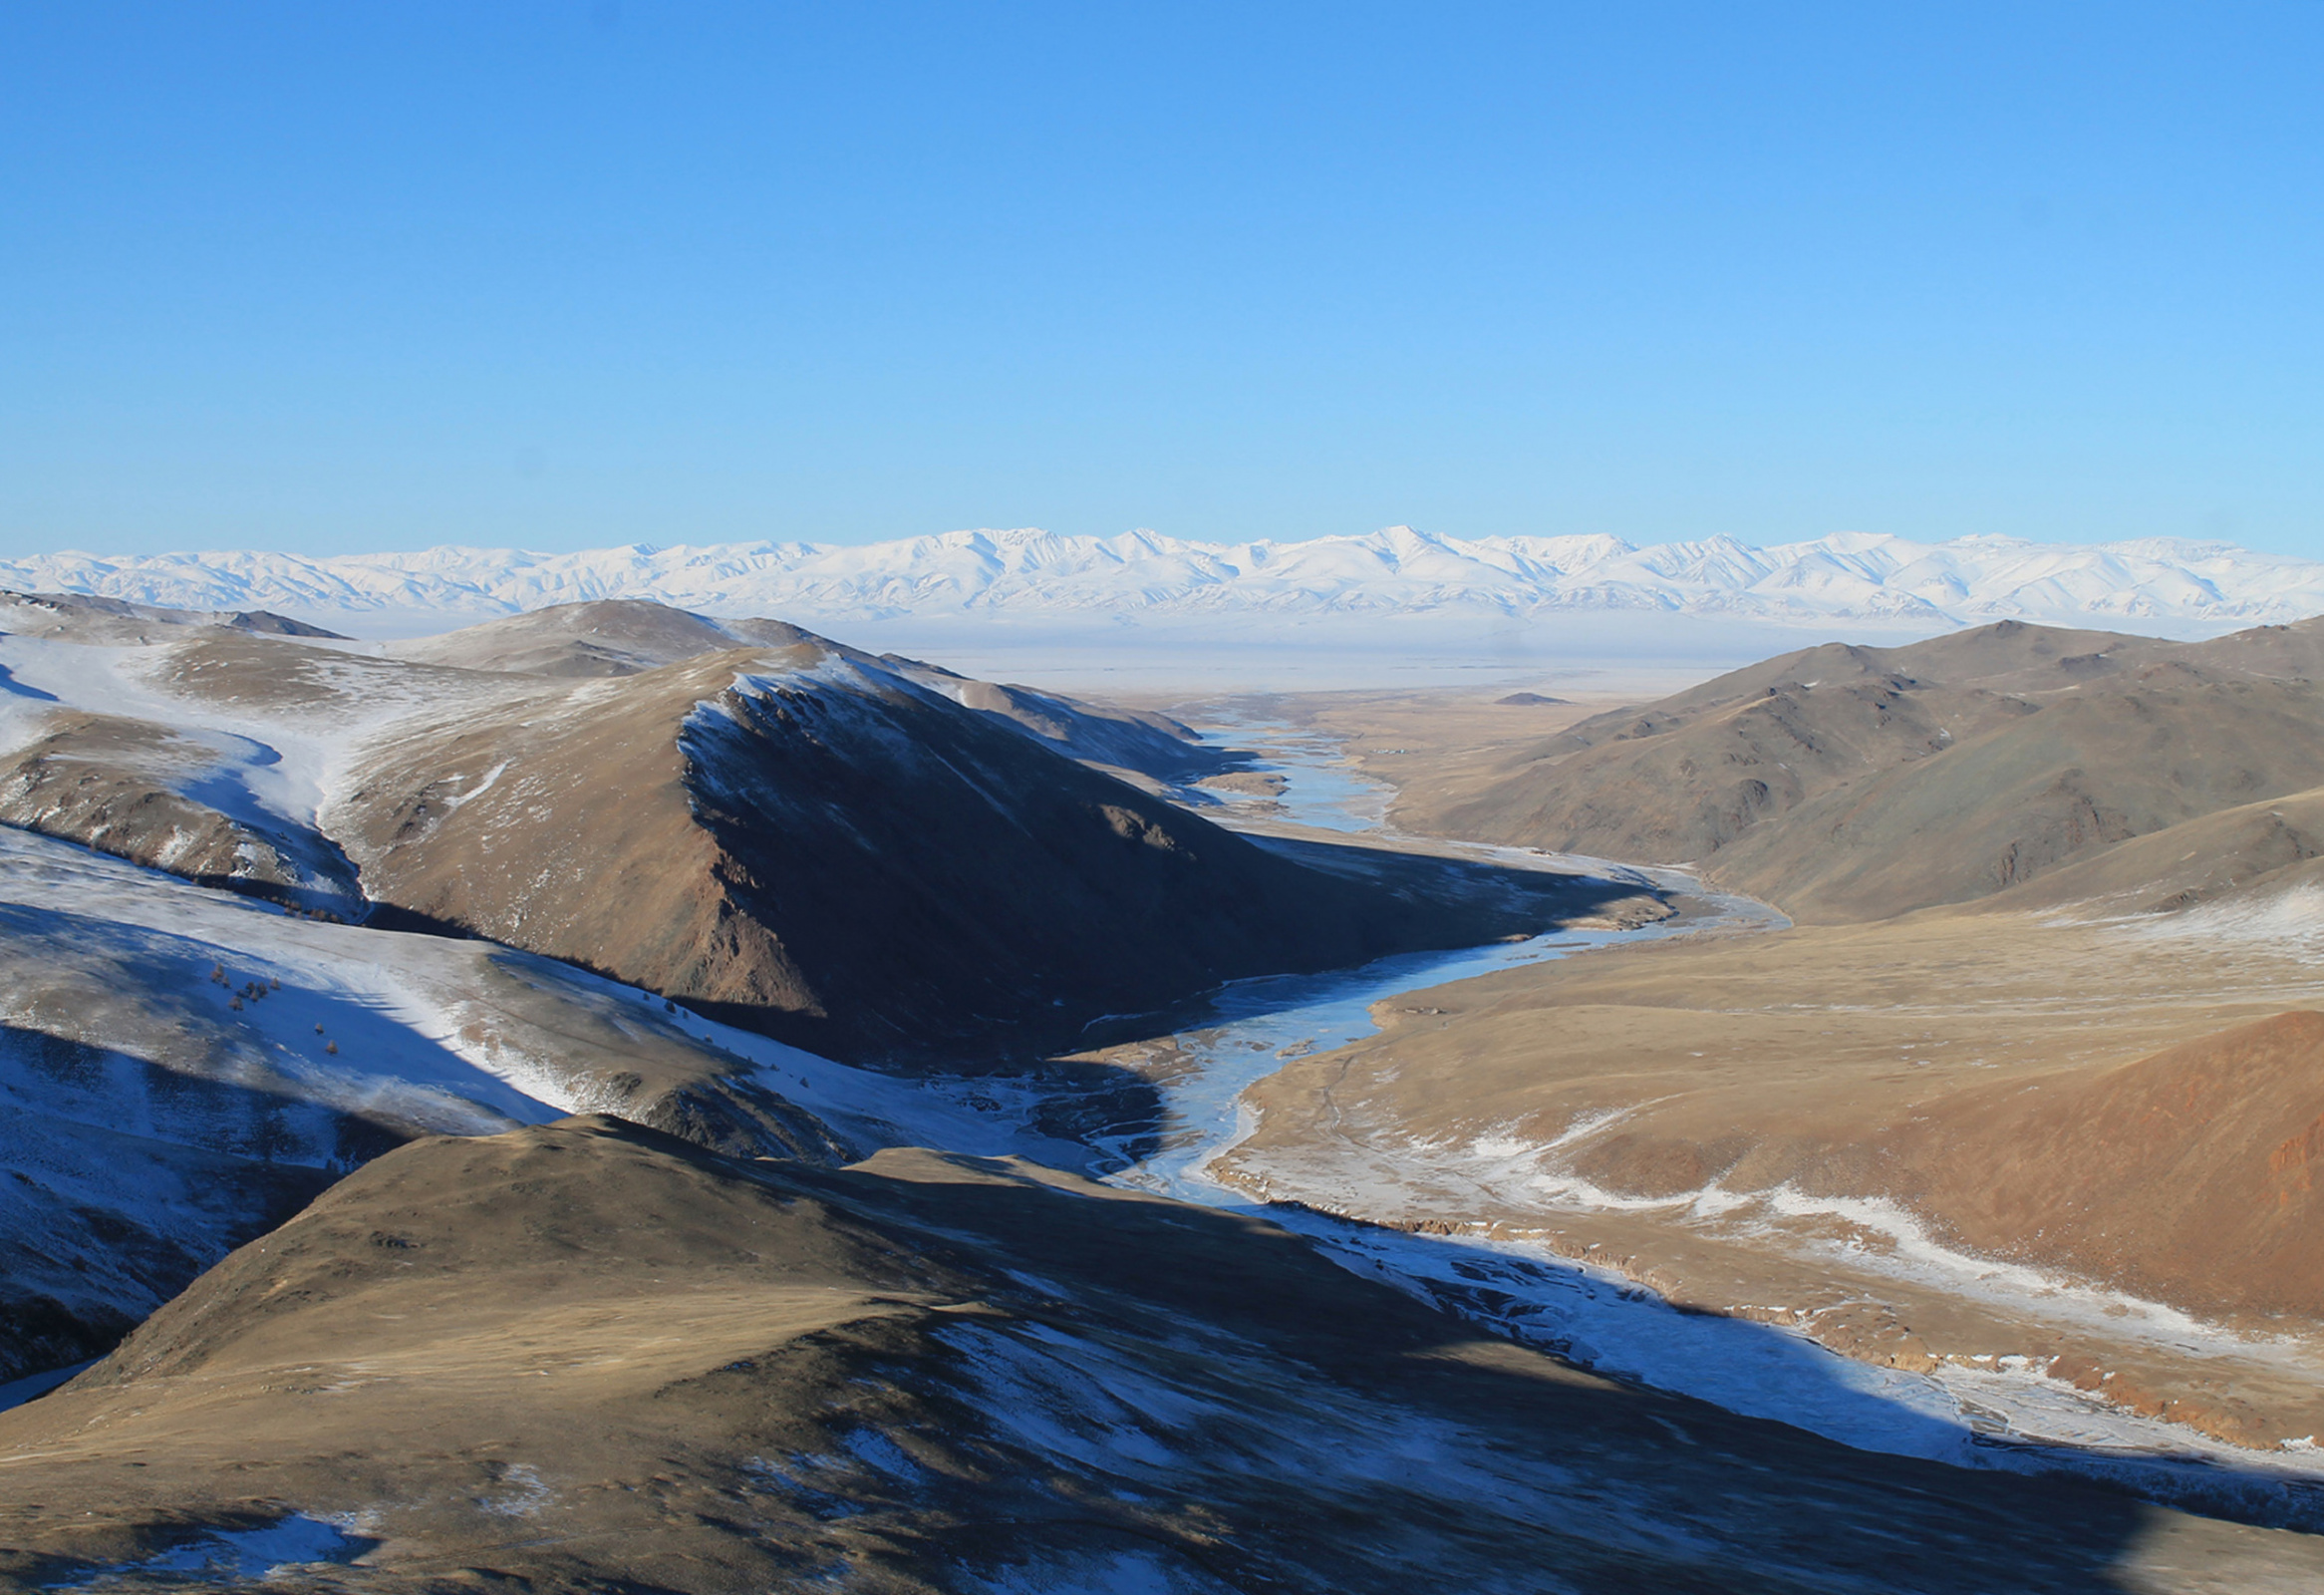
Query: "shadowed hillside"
336 637 1611 1063
0 598 1632 1066
0 830 854 1386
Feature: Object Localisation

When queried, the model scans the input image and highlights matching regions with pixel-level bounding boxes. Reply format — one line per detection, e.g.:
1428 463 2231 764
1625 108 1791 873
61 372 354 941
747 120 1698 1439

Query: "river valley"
1079 710 2324 1524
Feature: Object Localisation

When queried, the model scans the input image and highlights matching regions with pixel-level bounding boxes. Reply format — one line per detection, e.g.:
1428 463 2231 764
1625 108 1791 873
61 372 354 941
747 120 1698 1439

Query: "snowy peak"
1 527 2319 634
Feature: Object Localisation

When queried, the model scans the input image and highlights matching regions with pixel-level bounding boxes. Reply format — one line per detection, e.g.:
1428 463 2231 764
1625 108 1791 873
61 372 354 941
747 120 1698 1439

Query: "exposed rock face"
1412 617 2324 920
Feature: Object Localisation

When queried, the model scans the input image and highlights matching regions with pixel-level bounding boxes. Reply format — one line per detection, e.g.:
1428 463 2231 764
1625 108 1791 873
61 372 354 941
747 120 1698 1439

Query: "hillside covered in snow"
5 527 2321 638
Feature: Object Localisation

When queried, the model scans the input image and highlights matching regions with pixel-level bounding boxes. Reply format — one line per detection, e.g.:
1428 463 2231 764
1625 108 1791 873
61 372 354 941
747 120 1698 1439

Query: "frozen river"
1099 717 2324 1523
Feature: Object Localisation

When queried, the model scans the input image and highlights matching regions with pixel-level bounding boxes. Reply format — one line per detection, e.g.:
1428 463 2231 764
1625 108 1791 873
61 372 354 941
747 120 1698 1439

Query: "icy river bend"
1090 715 2324 1520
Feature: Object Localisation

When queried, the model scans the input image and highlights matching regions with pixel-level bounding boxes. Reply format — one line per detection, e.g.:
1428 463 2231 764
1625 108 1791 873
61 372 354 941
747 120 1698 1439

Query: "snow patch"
56 1514 372 1585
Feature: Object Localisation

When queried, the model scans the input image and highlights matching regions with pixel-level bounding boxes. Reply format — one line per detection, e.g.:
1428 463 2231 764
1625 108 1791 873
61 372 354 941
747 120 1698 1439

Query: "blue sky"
4 3 2320 558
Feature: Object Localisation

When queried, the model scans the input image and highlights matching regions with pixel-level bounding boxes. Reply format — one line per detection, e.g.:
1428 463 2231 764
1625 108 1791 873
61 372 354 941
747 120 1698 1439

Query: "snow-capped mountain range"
4 526 2320 636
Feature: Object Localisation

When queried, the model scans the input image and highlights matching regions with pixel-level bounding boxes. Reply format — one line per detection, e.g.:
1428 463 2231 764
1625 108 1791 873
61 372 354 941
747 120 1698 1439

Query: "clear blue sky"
5 3 2320 558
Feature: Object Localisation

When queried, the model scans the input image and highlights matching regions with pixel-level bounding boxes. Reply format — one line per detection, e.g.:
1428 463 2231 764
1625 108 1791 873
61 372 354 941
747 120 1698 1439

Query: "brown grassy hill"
400 599 1231 781
0 603 1574 1065
1408 621 2142 869
0 630 511 911
0 712 362 909
1890 1012 2324 1324
1530 1008 2324 1330
1972 785 2324 916
334 639 1596 1063
0 838 849 1385
392 598 816 677
0 602 1221 923
2177 618 2324 680
1545 1009 2324 1326
0 590 345 644
1410 617 2324 920
1703 666 2324 919
0 1114 2298 1593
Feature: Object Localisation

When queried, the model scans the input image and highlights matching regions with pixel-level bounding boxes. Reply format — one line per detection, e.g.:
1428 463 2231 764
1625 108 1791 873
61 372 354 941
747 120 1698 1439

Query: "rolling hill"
1407 616 2324 921
334 632 1583 1062
0 594 1630 1385
0 1114 2299 1594
0 826 848 1384
0 596 1607 1062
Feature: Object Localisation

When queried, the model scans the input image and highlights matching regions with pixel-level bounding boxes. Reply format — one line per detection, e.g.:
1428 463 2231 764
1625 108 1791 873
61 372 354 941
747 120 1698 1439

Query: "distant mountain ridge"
5 526 2321 634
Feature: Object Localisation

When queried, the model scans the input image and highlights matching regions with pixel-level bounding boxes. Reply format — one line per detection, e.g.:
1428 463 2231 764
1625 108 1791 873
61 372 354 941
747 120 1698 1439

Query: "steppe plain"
0 594 2322 1591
